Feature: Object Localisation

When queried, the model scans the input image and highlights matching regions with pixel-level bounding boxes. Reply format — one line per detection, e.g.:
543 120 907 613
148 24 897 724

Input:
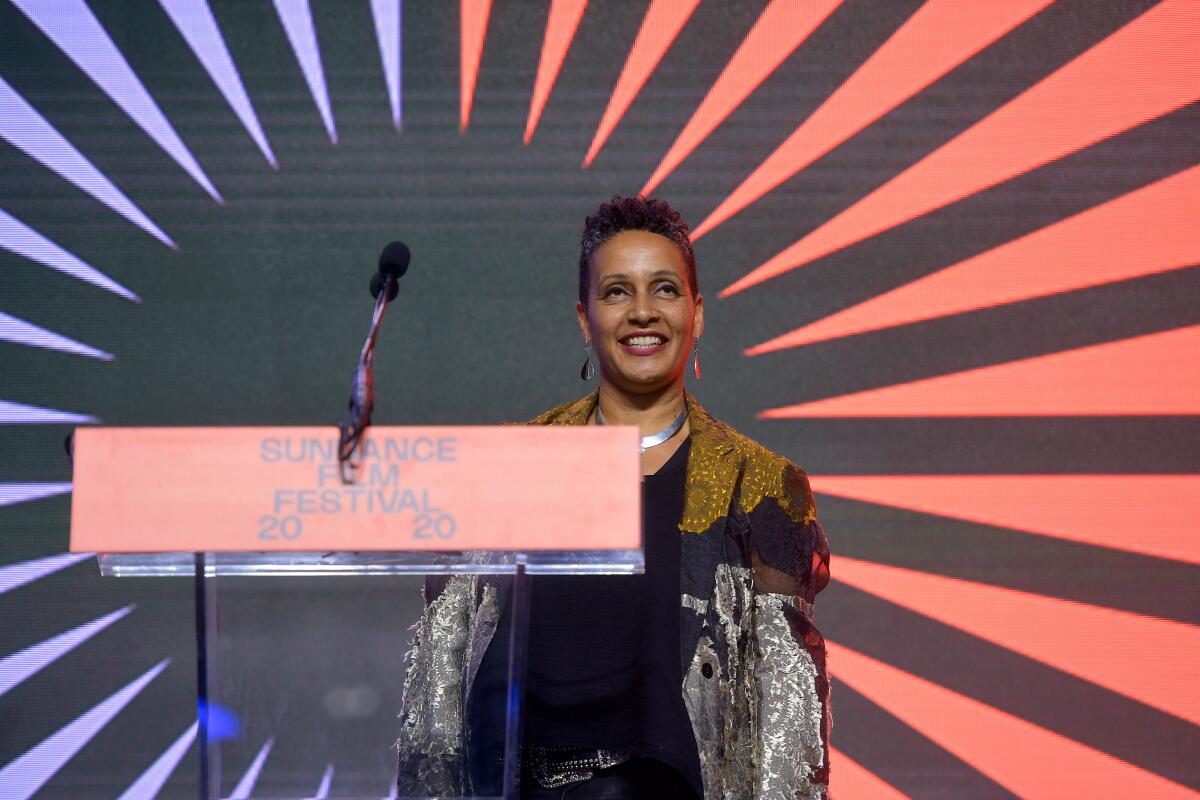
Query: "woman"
396 196 831 799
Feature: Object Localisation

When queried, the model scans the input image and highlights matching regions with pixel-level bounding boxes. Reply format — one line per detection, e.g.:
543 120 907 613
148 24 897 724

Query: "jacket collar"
536 390 741 534
543 389 735 457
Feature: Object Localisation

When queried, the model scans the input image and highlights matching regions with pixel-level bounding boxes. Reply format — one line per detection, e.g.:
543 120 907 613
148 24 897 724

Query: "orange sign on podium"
70 426 641 553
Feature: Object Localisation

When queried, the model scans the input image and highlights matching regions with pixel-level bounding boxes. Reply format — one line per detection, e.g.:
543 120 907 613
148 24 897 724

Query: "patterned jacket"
395 391 831 799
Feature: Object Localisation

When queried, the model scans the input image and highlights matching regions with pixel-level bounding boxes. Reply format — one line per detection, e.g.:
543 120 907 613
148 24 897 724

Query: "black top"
469 437 701 797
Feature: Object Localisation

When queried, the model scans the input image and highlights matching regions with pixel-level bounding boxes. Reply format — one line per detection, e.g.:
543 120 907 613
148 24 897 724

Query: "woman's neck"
595 381 687 438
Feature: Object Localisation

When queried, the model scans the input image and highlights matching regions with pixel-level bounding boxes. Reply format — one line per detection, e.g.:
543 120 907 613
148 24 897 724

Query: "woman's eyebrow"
597 271 681 286
602 270 678 281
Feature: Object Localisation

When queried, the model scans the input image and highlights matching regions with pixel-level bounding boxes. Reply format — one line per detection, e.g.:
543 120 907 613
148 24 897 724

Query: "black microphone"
370 240 411 301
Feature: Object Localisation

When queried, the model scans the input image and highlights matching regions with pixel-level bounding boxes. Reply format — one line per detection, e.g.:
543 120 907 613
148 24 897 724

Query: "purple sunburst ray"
116 720 198 800
0 312 112 360
369 0 402 129
272 0 337 143
0 483 73 509
0 210 138 301
158 0 277 168
12 0 222 202
0 553 92 595
0 399 97 425
0 606 134 697
228 738 274 799
314 764 333 798
0 76 174 248
0 660 169 800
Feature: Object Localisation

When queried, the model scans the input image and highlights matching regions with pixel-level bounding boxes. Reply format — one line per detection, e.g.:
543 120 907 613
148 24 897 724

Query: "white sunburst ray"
0 0 171 709
4 0 394 312
0 311 113 361
0 269 107 615
157 0 279 168
0 9 308 794
0 483 73 509
272 0 338 144
0 75 174 248
0 209 139 301
0 6 214 595
0 552 93 595
228 738 275 799
115 720 199 800
0 411 170 798
0 212 131 521
313 763 334 798
369 0 403 131
0 659 170 800
0 3 250 597
0 605 135 697
0 399 96 426
11 0 222 204
0 397 95 515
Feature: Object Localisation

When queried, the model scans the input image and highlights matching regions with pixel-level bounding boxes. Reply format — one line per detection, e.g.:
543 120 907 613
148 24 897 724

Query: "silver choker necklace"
595 403 687 453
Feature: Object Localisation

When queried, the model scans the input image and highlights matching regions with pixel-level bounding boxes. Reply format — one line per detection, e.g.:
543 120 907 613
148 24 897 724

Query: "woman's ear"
692 293 705 339
576 301 590 343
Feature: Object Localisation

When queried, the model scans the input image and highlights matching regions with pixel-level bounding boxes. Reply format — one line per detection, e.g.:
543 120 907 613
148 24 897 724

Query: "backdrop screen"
1 1 1198 797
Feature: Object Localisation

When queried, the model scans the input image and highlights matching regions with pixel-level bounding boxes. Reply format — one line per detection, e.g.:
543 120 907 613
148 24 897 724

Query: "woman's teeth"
626 336 664 346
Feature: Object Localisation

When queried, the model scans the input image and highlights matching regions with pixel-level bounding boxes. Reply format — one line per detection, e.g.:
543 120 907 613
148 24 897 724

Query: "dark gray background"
1 1 1197 796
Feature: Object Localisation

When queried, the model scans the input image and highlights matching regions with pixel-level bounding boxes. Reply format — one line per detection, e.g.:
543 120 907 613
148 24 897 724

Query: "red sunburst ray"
834 555 1200 725
460 0 494 132
582 0 701 168
691 0 1054 239
640 0 846 195
525 0 589 144
721 0 1200 296
809 474 1200 566
762 325 1200 418
829 746 912 799
828 640 1200 798
750 164 1200 354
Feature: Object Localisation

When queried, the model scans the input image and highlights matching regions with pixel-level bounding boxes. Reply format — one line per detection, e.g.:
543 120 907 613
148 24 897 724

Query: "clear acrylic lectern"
98 549 642 800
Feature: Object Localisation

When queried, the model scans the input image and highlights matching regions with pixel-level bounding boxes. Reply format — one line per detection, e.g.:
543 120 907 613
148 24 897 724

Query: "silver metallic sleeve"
753 592 828 800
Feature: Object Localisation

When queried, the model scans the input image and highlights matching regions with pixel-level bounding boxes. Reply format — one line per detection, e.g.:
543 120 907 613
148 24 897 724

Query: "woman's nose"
628 293 659 322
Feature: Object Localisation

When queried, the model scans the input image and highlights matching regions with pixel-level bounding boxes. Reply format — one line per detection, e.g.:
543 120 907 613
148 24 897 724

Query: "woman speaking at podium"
396 196 831 799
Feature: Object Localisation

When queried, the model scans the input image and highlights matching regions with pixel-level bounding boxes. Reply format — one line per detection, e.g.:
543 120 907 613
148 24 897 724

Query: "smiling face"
577 229 704 396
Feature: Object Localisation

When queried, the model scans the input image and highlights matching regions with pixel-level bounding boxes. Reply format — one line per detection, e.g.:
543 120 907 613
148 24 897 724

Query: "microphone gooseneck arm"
338 273 394 484
338 241 409 484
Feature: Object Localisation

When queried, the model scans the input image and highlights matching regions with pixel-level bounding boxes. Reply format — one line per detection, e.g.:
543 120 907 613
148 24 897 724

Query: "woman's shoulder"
524 392 597 426
688 397 798 470
689 398 816 526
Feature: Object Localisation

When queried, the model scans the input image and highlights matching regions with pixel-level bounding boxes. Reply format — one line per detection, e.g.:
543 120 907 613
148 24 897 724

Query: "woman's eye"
657 283 679 295
603 285 628 297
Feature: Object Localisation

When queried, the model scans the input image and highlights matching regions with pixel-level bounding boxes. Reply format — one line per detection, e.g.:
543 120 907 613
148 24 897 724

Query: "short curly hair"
578 195 698 307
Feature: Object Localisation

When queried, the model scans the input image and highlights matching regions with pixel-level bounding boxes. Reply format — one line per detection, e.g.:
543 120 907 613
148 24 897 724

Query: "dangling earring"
580 342 595 381
692 338 701 380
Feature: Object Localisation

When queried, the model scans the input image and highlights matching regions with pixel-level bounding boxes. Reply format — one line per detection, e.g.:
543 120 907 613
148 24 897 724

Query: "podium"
72 426 643 800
